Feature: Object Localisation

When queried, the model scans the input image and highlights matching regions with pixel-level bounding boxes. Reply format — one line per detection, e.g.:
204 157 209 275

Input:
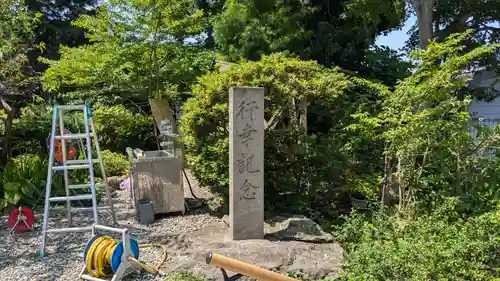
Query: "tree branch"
477 25 500 33
436 11 471 41
0 96 12 113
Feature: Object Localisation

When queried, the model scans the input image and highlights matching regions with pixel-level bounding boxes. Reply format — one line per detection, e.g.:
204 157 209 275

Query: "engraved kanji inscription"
236 98 259 121
240 179 258 200
236 153 260 174
238 123 257 147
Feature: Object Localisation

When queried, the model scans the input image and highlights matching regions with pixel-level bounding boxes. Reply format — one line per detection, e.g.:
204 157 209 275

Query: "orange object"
205 252 299 281
48 129 79 164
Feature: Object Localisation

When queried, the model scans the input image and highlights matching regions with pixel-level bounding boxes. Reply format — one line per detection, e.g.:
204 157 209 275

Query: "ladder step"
68 183 107 189
66 159 99 165
57 105 85 111
53 164 90 171
49 194 93 202
55 133 88 140
70 206 111 212
45 226 93 233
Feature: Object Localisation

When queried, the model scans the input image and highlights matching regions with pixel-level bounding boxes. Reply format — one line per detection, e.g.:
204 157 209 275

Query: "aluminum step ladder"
40 103 117 258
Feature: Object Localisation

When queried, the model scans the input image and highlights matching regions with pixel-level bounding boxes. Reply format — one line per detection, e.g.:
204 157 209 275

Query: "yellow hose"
138 243 169 272
85 236 168 278
86 236 117 277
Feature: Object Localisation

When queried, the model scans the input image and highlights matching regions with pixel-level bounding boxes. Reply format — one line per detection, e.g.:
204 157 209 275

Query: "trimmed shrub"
93 105 157 153
101 150 129 176
180 53 386 216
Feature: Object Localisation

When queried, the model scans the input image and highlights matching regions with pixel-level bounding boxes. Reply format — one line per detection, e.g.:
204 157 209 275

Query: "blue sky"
375 15 416 50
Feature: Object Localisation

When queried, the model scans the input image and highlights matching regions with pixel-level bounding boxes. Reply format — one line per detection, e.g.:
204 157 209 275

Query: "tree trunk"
0 97 14 162
4 111 13 159
412 0 434 49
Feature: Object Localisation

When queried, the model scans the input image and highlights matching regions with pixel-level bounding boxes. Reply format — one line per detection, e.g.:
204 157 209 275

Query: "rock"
163 237 343 280
264 215 335 243
107 175 127 190
158 219 343 281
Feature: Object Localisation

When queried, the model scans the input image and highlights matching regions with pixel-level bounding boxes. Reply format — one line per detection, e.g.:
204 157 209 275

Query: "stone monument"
229 87 265 240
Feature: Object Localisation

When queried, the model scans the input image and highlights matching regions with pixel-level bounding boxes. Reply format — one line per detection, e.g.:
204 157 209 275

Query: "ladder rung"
102 199 120 204
57 105 85 111
55 134 88 140
68 183 107 189
45 226 93 233
53 164 90 171
70 206 111 212
49 194 93 202
66 159 99 164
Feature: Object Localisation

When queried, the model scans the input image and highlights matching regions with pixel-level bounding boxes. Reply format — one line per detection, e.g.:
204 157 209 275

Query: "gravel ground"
0 170 222 281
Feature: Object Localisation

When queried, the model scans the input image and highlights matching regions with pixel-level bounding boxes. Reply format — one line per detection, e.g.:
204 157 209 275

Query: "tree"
41 0 216 105
358 45 414 87
0 0 41 160
213 0 407 71
25 0 98 72
355 31 500 213
408 0 500 52
411 0 434 49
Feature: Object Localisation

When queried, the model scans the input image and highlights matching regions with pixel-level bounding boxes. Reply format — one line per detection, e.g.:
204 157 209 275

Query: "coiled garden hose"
84 235 168 278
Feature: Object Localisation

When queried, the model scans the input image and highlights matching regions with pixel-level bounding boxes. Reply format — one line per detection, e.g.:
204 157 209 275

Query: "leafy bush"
93 105 157 153
0 154 47 210
334 206 500 281
180 53 386 216
333 33 500 281
101 150 129 176
12 103 157 155
12 103 60 155
353 32 500 215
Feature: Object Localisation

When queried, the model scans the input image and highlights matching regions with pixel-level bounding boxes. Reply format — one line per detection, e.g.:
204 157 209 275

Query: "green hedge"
12 103 157 155
93 105 157 153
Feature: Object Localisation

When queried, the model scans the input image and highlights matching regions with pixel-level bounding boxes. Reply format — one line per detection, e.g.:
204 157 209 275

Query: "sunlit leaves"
41 0 215 104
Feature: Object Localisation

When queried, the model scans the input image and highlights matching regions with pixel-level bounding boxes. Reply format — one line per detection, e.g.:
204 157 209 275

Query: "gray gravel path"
0 170 220 281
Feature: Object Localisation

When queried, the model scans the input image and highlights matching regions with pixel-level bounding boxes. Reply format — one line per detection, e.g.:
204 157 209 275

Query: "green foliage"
406 0 500 61
101 150 129 176
180 53 386 217
24 0 96 72
0 0 40 76
334 207 500 280
164 272 207 281
334 33 500 281
93 105 157 153
213 0 406 71
11 101 53 154
353 31 500 214
41 0 215 105
12 103 157 154
0 154 47 210
0 0 42 120
357 45 414 87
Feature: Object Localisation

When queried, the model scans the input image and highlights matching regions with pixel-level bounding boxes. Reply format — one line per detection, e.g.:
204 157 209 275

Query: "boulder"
264 215 335 243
